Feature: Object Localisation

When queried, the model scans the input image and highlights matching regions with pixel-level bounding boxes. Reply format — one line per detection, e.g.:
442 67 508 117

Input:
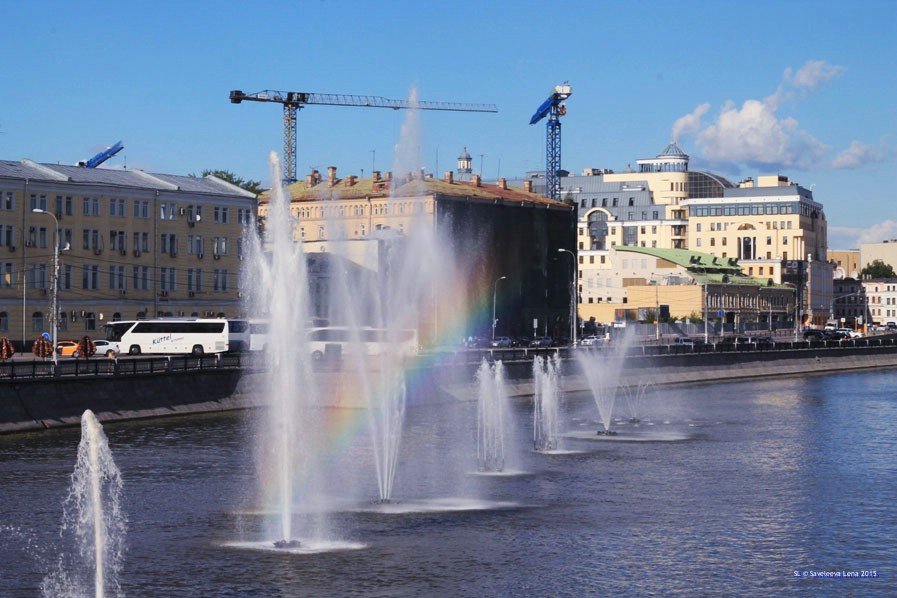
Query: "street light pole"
557 249 577 346
491 275 507 342
32 209 59 365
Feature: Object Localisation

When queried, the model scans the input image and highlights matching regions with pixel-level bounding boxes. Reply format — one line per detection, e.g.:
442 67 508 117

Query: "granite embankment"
2 343 896 434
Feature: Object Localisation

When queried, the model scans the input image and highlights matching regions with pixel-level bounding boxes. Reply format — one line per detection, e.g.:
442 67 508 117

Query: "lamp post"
491 276 507 342
32 209 59 364
557 248 577 346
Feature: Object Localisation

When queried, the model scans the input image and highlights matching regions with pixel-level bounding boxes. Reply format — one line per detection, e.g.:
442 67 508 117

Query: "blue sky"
1 0 894 248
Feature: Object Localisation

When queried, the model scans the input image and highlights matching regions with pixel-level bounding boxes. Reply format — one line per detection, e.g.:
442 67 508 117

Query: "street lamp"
491 276 507 342
557 248 577 346
32 209 59 364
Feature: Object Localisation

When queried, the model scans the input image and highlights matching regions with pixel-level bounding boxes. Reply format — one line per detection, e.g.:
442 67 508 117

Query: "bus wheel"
192 345 204 356
129 345 141 355
105 350 116 358
311 350 324 361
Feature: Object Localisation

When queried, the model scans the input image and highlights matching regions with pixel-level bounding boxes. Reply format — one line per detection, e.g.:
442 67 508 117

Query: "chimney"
472 174 481 187
523 180 533 193
498 177 507 190
444 171 453 183
306 173 315 188
327 166 337 186
372 170 381 182
386 171 392 181
345 175 357 186
419 168 425 180
313 169 322 185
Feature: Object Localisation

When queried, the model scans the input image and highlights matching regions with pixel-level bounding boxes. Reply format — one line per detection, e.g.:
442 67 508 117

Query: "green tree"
687 310 704 324
194 169 264 195
860 259 896 278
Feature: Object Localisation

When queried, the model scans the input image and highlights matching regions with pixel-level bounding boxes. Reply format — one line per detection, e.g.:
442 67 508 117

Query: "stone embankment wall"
2 346 896 434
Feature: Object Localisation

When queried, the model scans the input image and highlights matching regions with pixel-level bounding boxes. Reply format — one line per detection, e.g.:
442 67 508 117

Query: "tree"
194 169 264 195
860 259 896 279
687 311 704 324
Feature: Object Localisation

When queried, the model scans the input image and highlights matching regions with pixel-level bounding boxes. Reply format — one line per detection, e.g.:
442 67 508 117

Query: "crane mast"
529 84 572 201
230 89 497 184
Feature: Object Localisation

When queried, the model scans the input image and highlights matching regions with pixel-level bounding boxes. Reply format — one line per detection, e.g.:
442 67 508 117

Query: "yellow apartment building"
0 159 256 346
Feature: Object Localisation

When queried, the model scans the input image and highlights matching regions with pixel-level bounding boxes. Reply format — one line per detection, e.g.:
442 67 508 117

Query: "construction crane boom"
529 84 571 201
230 89 497 183
79 141 124 168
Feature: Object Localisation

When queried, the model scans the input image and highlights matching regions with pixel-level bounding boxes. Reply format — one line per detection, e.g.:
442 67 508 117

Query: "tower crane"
229 89 498 184
78 141 124 168
529 84 572 201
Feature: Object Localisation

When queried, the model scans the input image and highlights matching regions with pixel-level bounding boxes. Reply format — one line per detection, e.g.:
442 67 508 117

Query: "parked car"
579 335 604 347
835 328 863 339
716 335 753 346
55 340 79 357
91 339 121 358
803 329 829 341
490 336 512 348
886 321 897 331
674 337 706 346
529 337 554 348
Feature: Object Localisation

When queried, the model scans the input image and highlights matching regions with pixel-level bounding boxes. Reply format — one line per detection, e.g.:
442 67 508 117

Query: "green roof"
615 245 789 288
616 246 741 272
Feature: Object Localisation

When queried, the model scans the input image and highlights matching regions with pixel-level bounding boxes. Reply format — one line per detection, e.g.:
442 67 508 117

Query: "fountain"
533 354 561 452
620 380 653 424
241 152 322 549
42 410 126 598
476 359 507 472
575 330 633 435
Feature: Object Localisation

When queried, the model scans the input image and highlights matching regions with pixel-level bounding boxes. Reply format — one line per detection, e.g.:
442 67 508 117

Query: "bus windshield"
105 322 134 342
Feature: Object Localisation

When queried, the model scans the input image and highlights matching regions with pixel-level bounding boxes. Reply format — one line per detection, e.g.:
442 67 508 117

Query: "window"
0 311 8 331
612 198 618 207
92 198 100 216
3 192 14 211
59 264 74 291
85 312 96 331
214 269 228 291
160 203 169 220
32 311 44 332
213 237 227 255
696 223 702 232
1 263 12 287
81 265 99 290
160 267 176 291
696 238 702 247
83 198 90 215
109 265 125 290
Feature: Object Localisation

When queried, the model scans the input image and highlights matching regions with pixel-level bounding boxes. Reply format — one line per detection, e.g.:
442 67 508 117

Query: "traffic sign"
717 309 725 318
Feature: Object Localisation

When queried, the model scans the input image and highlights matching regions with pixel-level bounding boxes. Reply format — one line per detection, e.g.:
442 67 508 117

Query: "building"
258 167 575 341
862 278 897 326
0 159 256 346
831 277 867 328
829 249 860 279
860 239 897 272
684 174 833 325
578 246 795 331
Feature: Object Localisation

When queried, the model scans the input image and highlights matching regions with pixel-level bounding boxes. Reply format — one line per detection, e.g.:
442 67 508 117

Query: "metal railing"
0 352 244 381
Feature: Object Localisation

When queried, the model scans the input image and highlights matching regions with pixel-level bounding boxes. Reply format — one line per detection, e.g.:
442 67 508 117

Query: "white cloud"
831 140 892 169
671 103 709 142
829 220 897 249
784 60 845 91
671 60 844 171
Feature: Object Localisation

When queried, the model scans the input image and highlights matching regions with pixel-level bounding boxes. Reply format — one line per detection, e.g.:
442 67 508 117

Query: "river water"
1 369 894 596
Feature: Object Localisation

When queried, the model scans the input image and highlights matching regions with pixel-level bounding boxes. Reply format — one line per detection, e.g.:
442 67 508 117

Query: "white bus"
104 319 229 356
307 327 419 361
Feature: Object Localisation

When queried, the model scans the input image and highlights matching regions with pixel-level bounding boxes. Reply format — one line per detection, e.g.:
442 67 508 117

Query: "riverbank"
2 344 897 434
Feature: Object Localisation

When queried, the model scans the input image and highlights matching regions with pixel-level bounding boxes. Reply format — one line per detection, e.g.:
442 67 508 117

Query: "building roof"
269 173 569 209
658 141 689 158
0 159 256 197
615 245 787 287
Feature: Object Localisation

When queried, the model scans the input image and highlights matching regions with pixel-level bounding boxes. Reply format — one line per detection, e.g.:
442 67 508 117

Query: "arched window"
0 311 7 331
112 312 121 321
32 311 44 332
136 311 146 320
191 312 199 317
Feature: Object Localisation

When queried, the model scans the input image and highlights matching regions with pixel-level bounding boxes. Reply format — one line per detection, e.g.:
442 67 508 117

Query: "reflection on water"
0 370 895 595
